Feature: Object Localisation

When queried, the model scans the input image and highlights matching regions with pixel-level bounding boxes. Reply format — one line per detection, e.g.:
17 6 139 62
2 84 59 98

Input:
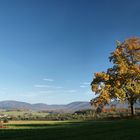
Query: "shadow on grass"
0 121 90 140
0 120 140 140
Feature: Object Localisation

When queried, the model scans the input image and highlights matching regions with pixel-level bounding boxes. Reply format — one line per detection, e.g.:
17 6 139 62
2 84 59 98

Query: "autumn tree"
91 37 140 116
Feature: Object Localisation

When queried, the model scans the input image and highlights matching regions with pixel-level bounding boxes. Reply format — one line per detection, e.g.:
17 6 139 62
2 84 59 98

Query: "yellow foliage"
95 72 109 81
114 48 122 56
91 37 140 110
125 38 140 50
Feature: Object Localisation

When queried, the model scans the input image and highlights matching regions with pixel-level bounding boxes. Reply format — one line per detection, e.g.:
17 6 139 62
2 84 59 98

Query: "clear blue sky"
0 0 140 104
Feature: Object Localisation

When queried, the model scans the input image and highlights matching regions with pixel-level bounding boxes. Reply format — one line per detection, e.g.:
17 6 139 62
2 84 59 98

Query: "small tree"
91 37 140 116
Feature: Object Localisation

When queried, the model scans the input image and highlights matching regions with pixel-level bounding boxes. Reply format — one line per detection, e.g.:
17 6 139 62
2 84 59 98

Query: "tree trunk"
130 103 134 116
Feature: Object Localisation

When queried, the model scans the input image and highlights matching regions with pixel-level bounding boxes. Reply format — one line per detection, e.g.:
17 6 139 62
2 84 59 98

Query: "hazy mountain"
0 100 33 110
65 102 92 111
0 100 91 112
0 100 139 112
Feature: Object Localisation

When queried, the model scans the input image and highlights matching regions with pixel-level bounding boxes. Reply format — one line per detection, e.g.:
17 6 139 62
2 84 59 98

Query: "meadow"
0 119 140 140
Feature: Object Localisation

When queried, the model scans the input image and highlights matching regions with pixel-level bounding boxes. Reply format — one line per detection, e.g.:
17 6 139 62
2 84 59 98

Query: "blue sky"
0 0 140 104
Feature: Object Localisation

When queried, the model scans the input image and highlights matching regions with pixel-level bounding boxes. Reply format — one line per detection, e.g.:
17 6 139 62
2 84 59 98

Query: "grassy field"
0 120 140 140
0 109 49 118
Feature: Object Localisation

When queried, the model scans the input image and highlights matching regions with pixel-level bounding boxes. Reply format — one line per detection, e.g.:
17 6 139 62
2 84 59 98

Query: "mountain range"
0 100 139 112
0 100 92 112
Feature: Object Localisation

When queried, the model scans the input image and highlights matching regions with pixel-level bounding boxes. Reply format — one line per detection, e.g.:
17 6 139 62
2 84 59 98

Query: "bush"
3 118 9 123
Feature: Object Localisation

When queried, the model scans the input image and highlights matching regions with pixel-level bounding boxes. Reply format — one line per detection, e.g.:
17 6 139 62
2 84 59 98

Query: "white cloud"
55 86 63 89
80 82 90 88
39 90 54 94
64 90 77 93
34 85 63 89
80 85 87 88
83 82 90 85
43 78 54 82
34 85 51 88
20 92 38 98
39 89 77 94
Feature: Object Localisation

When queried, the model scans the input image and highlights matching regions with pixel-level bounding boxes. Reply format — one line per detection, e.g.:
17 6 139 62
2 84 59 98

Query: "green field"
0 120 140 140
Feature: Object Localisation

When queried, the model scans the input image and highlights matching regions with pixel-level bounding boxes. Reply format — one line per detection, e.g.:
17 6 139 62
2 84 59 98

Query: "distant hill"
0 100 139 112
0 100 92 112
0 101 32 110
